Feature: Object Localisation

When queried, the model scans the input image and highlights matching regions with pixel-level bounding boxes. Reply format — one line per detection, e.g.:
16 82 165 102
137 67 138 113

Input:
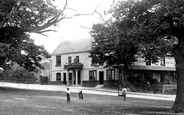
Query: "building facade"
50 38 119 87
50 38 176 90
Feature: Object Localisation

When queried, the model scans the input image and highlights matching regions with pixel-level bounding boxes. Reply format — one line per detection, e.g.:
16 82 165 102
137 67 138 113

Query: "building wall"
51 52 119 86
130 56 176 84
134 56 175 67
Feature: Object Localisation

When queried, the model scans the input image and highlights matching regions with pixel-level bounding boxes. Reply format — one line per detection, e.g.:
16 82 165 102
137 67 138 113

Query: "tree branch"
0 0 21 28
80 25 92 29
21 0 68 33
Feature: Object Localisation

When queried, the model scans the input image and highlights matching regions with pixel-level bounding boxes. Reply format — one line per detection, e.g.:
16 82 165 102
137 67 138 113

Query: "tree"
0 0 97 71
151 0 184 112
90 21 138 85
90 0 184 113
0 0 67 71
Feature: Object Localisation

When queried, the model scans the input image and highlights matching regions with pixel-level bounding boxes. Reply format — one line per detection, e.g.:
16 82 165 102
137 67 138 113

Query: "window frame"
68 56 72 64
89 70 97 81
76 56 79 63
56 73 61 81
107 69 115 80
56 55 61 67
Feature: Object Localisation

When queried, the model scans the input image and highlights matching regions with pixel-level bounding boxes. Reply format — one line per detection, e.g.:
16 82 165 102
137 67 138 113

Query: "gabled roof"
51 38 94 55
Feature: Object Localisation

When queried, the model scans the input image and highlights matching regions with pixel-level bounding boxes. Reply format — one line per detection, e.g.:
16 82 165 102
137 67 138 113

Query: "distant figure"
66 88 71 103
78 85 83 100
122 86 127 101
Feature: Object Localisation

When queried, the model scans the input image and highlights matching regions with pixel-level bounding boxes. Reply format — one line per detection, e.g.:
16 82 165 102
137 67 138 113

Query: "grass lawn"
0 87 180 115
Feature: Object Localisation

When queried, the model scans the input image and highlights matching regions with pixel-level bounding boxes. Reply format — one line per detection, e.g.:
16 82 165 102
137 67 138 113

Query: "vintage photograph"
0 0 183 114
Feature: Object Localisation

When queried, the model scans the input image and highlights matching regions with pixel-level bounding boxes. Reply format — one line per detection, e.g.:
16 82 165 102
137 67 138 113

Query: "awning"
128 65 176 71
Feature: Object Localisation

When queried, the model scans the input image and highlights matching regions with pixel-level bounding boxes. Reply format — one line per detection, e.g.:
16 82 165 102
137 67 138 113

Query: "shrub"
1 68 37 84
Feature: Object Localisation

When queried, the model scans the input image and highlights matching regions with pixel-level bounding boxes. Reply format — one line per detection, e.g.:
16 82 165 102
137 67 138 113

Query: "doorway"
63 73 66 85
69 73 72 85
78 71 81 85
99 71 104 85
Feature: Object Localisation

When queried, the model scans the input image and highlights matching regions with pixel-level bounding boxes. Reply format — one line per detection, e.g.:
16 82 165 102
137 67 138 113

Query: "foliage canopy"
0 0 66 71
90 0 184 113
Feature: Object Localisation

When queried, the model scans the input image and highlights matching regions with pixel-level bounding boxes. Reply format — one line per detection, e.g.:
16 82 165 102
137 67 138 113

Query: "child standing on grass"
122 86 127 101
78 85 83 100
66 88 71 103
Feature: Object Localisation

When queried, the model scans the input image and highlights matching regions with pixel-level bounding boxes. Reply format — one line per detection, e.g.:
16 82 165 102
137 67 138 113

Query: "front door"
69 73 72 85
78 71 81 85
99 71 104 85
63 73 66 85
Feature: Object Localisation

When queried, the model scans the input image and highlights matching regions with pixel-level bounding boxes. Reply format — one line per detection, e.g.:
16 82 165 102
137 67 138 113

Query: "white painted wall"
51 51 119 82
134 56 175 67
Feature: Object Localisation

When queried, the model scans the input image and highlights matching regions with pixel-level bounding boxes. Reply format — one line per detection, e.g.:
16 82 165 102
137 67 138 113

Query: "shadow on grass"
121 106 180 115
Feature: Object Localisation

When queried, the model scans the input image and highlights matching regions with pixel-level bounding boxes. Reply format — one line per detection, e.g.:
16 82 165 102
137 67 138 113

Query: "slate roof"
51 38 94 55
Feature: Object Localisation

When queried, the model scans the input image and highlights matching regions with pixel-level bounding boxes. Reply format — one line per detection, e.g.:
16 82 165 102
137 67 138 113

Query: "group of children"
66 85 128 103
66 85 83 103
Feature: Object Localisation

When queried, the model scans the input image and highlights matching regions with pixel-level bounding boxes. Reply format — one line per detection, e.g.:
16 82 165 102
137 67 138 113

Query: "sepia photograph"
0 0 183 115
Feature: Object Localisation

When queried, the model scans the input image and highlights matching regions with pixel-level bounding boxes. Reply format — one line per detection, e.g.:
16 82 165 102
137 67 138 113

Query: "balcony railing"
64 63 83 70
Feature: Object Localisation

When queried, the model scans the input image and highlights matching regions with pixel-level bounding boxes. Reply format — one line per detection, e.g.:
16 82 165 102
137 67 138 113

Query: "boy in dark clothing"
78 85 83 100
66 88 71 103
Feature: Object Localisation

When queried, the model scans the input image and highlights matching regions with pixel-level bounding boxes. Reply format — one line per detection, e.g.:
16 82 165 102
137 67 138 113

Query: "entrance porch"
64 62 83 86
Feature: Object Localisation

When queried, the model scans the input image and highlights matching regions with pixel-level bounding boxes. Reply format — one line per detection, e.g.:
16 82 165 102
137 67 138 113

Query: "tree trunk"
171 39 184 113
118 68 125 87
120 65 129 87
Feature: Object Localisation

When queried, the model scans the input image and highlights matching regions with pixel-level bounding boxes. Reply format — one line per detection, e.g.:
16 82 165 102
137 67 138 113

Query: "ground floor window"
89 70 97 80
160 72 165 83
107 69 115 80
56 73 61 81
128 71 153 84
172 72 177 83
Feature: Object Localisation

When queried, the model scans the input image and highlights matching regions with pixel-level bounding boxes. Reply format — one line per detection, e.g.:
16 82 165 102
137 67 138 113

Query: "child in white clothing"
78 85 83 100
66 88 71 103
122 87 127 101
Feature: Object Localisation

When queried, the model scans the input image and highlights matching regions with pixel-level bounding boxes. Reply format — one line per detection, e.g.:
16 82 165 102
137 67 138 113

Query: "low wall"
49 80 119 88
82 81 99 87
151 84 177 94
104 80 119 89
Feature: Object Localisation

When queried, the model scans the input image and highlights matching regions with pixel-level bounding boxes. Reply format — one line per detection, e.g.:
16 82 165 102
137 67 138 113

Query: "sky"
31 0 114 53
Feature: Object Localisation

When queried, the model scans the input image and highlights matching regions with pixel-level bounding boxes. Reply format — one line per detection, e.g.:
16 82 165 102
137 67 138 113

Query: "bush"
1 68 37 84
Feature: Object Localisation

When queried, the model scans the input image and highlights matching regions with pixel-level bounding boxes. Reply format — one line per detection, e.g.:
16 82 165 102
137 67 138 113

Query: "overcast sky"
31 0 114 53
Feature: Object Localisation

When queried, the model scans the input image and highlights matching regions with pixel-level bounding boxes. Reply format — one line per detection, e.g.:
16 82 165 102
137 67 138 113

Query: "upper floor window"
68 56 72 64
73 56 79 64
160 57 165 66
107 69 115 80
89 70 97 81
76 56 79 63
56 55 61 66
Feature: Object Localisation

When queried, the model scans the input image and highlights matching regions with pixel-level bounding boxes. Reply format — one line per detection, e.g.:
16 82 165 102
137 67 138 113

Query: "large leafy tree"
90 0 184 113
0 0 67 71
90 20 138 84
